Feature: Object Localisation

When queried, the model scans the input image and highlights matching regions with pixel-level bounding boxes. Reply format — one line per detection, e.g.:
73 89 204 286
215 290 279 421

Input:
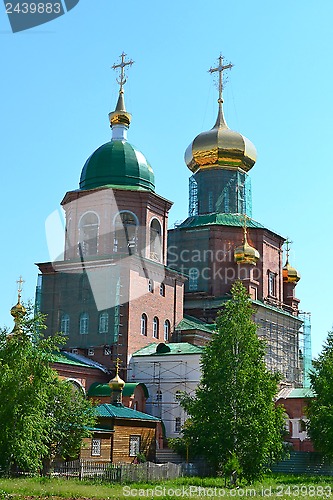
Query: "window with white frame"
113 211 138 254
79 312 89 335
129 435 141 457
150 219 162 261
268 272 276 297
99 311 109 334
141 313 147 336
91 438 101 456
79 212 99 257
148 279 153 293
164 320 170 342
153 317 159 338
189 268 199 291
159 283 165 296
60 314 70 335
175 417 181 433
104 346 111 356
174 390 182 402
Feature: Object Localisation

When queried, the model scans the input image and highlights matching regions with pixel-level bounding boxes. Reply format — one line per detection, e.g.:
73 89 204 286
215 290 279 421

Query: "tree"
307 331 333 459
0 304 96 475
181 281 286 483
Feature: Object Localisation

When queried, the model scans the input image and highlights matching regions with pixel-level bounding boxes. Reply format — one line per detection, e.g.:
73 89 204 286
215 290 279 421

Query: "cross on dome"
16 275 25 301
284 238 293 261
209 54 233 104
112 52 134 94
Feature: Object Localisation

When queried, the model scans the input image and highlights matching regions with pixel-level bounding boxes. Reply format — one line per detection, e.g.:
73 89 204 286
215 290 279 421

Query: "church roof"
79 140 155 192
88 382 149 399
133 342 204 357
176 315 216 334
95 403 160 421
277 387 315 400
176 213 265 230
52 351 109 373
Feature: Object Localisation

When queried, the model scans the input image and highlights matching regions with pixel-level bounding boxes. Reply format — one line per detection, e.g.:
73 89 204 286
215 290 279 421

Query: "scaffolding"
188 170 252 217
128 356 201 438
254 304 303 386
299 312 312 388
188 176 198 217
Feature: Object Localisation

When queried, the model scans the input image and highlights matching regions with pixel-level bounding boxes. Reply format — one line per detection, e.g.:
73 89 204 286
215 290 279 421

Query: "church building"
32 54 311 447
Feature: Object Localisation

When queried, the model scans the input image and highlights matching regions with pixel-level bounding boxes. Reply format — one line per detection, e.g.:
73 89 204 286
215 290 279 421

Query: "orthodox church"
33 54 310 448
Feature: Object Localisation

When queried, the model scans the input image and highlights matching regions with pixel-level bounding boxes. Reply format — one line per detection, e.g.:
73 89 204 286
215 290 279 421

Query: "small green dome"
80 140 155 191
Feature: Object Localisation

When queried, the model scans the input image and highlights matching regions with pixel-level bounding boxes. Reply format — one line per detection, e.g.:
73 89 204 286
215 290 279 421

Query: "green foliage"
181 281 286 483
0 306 96 475
307 331 333 459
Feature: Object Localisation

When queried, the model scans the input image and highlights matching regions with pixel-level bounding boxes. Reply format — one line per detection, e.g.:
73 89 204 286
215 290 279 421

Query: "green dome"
80 140 155 191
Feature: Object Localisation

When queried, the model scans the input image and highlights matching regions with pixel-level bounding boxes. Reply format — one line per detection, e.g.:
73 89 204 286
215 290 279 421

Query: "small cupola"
234 217 260 266
108 358 125 405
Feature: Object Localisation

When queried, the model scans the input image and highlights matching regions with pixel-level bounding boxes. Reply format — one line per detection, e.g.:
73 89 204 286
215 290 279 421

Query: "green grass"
0 474 333 499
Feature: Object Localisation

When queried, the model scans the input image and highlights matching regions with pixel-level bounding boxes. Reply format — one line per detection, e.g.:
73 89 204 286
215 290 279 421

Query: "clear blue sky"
1 0 331 358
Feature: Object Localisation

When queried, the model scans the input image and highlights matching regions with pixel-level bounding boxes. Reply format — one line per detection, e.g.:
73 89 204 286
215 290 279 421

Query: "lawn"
0 474 333 499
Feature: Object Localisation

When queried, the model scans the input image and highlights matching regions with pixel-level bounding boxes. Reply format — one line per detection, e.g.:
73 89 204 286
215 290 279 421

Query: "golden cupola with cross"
184 56 256 217
185 55 257 174
10 276 27 336
234 217 260 266
283 240 301 284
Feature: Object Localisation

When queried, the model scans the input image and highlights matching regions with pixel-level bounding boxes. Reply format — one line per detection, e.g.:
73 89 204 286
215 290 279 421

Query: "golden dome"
108 372 125 391
185 102 257 174
283 261 301 284
10 300 26 319
108 357 125 392
234 226 260 266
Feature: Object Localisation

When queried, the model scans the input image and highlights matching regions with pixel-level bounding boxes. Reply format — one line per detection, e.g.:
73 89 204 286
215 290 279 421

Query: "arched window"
99 311 109 334
164 320 170 342
189 268 199 291
60 314 70 335
150 219 162 262
113 211 138 254
156 389 162 402
153 316 159 339
79 312 89 335
148 279 153 293
141 313 147 336
79 212 99 256
159 283 165 297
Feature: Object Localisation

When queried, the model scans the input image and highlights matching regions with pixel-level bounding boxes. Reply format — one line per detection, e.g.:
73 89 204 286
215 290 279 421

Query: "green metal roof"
253 300 304 321
133 342 204 357
87 382 149 399
95 403 160 421
52 351 99 369
288 388 315 399
176 315 216 334
80 140 155 192
176 213 265 230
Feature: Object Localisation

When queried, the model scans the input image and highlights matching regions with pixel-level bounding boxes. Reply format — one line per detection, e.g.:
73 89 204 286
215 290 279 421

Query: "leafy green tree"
181 281 286 483
307 331 333 459
0 304 95 475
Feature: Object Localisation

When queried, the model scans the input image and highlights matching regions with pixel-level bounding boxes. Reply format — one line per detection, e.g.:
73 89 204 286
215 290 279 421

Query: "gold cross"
115 357 121 375
284 238 293 260
209 54 233 104
16 275 25 296
112 52 134 93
